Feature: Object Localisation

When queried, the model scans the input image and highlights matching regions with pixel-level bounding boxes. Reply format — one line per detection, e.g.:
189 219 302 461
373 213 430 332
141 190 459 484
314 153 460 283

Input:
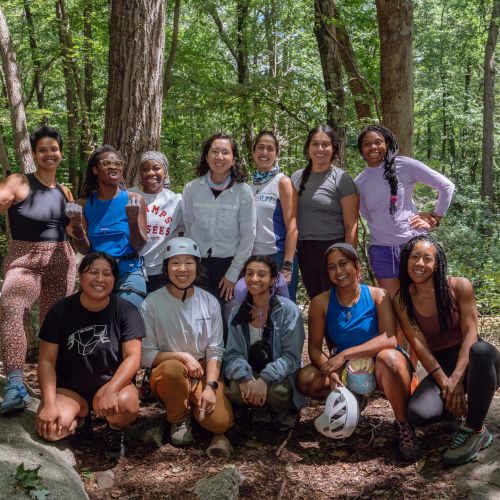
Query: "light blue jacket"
223 296 307 409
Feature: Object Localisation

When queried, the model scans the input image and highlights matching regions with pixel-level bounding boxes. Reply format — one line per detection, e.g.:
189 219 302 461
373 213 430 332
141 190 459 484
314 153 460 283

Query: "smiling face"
207 138 235 183
407 241 437 284
79 257 116 303
360 131 387 168
326 249 360 288
92 151 124 187
166 254 197 289
33 137 63 173
308 132 334 170
140 160 165 194
252 134 278 172
244 261 275 298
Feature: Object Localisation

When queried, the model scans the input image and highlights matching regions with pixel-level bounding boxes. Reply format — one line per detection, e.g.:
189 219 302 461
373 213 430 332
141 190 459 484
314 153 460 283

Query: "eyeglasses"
99 159 124 169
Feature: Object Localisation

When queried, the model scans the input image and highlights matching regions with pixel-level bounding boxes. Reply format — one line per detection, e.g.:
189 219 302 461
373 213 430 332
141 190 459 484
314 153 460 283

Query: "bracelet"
429 366 442 376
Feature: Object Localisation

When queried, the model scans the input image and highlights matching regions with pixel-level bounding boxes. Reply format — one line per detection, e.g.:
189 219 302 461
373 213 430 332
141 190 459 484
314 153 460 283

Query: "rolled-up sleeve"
139 300 160 368
205 301 224 361
223 321 254 383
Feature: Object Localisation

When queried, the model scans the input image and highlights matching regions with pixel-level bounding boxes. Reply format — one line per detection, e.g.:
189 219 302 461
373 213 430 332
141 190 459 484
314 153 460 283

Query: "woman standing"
129 151 182 293
181 133 256 304
36 252 144 458
224 256 306 431
394 234 499 465
0 126 76 415
355 124 455 298
297 243 420 460
140 237 233 450
66 146 148 306
250 131 298 302
292 125 359 300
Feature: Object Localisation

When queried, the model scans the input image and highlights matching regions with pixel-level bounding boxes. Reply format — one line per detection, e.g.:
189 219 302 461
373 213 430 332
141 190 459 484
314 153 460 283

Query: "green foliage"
15 463 49 499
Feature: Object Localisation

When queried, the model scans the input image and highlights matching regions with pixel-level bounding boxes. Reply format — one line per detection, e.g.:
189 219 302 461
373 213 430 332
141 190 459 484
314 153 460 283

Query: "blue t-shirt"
326 284 379 353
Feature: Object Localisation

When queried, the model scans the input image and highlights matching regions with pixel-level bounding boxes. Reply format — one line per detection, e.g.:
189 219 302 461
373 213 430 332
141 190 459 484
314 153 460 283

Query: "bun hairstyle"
299 125 339 196
357 125 399 216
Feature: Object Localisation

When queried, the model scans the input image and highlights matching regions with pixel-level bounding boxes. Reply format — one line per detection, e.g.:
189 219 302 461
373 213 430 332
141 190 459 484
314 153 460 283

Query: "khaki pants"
150 359 233 434
225 377 294 413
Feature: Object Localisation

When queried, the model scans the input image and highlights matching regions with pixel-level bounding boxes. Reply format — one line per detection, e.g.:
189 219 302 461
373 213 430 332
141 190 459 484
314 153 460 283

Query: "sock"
7 369 23 386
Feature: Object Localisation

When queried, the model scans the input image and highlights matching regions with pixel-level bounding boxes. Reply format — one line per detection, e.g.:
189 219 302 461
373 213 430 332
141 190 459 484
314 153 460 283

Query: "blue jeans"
269 252 298 303
115 268 147 307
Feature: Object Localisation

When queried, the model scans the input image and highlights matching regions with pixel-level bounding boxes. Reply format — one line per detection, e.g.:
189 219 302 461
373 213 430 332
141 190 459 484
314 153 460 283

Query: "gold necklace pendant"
345 309 351 321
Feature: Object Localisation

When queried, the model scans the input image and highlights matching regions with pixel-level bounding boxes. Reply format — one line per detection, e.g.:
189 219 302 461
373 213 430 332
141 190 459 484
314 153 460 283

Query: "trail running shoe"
0 382 31 415
170 420 193 447
394 420 421 461
443 424 493 465
251 406 272 428
272 410 298 432
104 425 125 459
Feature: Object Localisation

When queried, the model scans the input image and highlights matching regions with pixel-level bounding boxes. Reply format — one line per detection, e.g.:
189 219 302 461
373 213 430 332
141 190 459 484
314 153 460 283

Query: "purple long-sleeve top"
354 156 455 246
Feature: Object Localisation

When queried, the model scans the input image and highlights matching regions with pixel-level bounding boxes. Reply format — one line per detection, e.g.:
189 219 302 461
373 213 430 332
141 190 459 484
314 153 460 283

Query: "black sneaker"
394 420 421 461
104 425 125 459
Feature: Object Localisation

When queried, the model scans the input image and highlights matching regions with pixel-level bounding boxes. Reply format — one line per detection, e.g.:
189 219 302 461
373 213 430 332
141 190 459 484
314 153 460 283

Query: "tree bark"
375 0 414 156
0 6 35 173
104 0 166 186
83 0 93 118
314 0 346 161
481 0 499 201
164 0 181 95
0 125 10 174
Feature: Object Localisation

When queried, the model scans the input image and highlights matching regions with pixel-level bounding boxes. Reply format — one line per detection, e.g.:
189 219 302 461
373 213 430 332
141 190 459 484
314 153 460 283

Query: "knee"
296 367 314 395
154 359 188 382
469 341 493 363
376 349 402 371
118 387 140 416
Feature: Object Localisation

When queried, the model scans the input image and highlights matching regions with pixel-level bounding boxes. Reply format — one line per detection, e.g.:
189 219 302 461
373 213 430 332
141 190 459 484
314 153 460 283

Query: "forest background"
0 0 498 324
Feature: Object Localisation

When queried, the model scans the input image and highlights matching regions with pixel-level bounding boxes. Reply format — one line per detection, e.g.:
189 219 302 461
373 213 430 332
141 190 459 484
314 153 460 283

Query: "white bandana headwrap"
140 151 170 188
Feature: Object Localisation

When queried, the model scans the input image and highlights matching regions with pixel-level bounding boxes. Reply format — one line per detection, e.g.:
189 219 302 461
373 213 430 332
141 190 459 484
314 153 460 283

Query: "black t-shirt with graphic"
39 293 145 396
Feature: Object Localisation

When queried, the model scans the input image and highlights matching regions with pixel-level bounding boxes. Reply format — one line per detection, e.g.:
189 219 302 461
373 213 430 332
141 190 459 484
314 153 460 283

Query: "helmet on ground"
346 358 376 395
314 386 359 439
163 237 201 260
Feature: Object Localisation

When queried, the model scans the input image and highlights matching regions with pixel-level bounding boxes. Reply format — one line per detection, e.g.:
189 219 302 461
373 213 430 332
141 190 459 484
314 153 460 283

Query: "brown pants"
150 359 233 434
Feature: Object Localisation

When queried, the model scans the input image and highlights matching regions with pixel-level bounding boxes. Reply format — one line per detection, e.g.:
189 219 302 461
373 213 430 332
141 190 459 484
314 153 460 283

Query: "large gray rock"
0 376 88 500
194 465 244 500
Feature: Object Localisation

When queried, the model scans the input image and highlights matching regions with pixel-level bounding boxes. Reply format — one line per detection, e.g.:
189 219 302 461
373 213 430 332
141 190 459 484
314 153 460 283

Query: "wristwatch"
206 380 219 391
281 260 293 270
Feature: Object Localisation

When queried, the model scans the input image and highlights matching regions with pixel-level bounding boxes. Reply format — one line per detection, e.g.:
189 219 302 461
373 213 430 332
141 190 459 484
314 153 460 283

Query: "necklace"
336 286 361 322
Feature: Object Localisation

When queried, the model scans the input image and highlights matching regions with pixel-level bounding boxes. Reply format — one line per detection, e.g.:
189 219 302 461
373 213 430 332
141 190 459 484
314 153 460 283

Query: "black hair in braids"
398 234 457 335
299 125 339 196
357 124 399 216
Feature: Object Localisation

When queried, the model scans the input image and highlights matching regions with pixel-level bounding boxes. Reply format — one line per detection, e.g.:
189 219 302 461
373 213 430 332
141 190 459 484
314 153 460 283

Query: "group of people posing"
0 124 498 466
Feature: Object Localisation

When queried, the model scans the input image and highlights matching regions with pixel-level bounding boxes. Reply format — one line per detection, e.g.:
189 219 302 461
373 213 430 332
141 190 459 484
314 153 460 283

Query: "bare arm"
127 193 148 251
67 199 91 254
307 292 330 369
37 340 60 406
340 193 359 247
0 174 29 213
278 176 298 263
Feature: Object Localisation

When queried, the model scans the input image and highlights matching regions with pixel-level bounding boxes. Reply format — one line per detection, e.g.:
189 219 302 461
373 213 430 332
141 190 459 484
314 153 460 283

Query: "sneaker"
394 420 421 461
104 425 125 459
272 410 298 432
251 406 272 428
170 420 193 447
0 382 31 415
443 424 493 465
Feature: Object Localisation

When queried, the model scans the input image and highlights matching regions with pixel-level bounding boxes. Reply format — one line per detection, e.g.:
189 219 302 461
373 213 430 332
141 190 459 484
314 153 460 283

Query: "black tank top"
8 173 70 242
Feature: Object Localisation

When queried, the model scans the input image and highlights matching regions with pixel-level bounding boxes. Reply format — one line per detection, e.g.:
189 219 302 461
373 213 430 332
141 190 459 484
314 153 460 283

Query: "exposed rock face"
194 465 244 500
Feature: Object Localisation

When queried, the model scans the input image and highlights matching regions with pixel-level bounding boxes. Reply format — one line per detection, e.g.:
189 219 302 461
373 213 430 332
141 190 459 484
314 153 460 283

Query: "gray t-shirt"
291 166 358 240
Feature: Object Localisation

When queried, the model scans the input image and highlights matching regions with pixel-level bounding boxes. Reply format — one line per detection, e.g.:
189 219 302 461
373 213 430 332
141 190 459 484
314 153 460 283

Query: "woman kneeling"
395 234 500 465
36 253 144 458
297 243 420 460
140 237 233 449
224 256 306 431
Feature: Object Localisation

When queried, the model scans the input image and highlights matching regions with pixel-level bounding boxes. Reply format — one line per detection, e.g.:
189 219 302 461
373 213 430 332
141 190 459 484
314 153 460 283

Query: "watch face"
208 381 219 390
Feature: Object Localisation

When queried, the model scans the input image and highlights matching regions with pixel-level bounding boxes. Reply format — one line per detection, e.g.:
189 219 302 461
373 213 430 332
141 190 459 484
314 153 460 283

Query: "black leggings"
408 340 500 430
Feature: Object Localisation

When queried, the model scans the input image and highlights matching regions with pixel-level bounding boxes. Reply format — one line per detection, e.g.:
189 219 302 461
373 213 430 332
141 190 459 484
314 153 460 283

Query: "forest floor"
22 318 499 500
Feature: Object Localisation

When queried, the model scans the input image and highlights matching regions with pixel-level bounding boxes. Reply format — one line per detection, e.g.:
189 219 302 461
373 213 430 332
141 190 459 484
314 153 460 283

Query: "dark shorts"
58 387 97 412
368 244 405 280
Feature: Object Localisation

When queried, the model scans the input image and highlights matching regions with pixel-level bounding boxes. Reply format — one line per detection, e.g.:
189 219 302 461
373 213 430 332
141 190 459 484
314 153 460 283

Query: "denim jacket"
223 296 307 409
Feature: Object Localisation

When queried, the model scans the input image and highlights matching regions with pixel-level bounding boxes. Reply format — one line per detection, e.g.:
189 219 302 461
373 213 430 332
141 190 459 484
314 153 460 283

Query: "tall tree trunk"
0 125 10 174
263 0 278 78
375 0 414 156
83 0 93 118
0 6 35 173
164 0 181 95
23 0 46 119
105 0 166 186
481 0 500 202
314 0 346 161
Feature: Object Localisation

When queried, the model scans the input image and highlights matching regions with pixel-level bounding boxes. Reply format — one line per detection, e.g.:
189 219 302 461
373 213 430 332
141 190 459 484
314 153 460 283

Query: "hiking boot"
272 410 298 432
74 414 94 443
104 425 125 459
0 381 31 415
170 420 193 447
443 424 493 465
394 420 421 461
251 406 272 428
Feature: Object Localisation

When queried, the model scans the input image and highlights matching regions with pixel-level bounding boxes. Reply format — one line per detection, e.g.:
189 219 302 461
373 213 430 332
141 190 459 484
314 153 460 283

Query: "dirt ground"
21 318 499 500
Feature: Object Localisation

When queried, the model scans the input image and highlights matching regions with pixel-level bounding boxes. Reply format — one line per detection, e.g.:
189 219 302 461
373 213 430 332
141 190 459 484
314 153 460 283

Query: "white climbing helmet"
346 358 376 395
314 386 360 439
163 237 201 260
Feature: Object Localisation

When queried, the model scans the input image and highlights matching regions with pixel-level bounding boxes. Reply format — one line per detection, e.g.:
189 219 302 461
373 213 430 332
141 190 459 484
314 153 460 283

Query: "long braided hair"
398 234 457 335
299 125 339 196
357 125 399 216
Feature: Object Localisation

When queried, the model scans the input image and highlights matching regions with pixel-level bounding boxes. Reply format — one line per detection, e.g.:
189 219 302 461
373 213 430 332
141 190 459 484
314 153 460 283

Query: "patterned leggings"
0 240 76 372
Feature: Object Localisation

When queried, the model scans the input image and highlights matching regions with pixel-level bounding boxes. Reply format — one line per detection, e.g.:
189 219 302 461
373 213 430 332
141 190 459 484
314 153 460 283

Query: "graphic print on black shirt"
68 324 110 355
